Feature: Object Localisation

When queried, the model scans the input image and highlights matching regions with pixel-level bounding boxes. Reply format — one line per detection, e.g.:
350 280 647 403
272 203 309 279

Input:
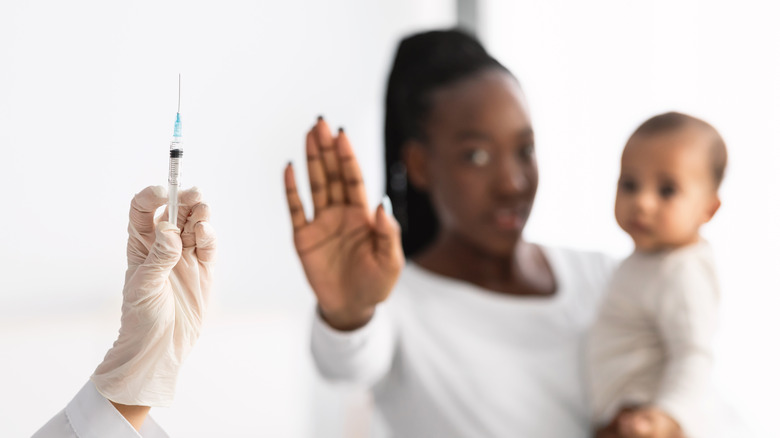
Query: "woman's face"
406 69 537 257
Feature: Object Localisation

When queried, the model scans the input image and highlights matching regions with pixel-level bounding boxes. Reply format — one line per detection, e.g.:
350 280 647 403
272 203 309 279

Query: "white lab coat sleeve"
32 380 168 438
310 304 397 387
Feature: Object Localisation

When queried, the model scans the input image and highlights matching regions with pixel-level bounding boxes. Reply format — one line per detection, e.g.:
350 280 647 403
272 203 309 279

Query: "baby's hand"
617 407 684 438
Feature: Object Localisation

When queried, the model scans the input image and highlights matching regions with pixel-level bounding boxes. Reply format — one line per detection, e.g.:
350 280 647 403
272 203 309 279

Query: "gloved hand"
91 186 216 407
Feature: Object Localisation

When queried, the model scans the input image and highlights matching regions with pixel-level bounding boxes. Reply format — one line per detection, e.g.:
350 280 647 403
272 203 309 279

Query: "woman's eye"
518 144 535 160
619 179 637 192
659 184 676 199
466 149 490 166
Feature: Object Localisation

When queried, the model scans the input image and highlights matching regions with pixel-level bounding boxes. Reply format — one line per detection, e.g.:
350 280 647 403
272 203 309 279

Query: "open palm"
285 119 404 330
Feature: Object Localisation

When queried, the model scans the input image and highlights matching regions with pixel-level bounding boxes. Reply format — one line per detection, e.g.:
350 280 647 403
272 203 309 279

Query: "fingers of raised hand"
306 128 328 215
285 164 307 231
336 130 369 211
182 202 210 248
295 117 370 225
374 200 404 268
314 120 346 206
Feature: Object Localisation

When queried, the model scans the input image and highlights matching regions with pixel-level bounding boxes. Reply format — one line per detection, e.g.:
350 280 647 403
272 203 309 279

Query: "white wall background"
0 1 455 436
1 0 778 436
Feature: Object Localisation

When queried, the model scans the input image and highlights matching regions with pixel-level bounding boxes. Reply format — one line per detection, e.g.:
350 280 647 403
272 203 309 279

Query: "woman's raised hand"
284 118 404 330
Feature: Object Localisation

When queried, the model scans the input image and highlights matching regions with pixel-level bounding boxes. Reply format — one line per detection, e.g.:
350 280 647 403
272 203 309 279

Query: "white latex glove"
91 186 216 407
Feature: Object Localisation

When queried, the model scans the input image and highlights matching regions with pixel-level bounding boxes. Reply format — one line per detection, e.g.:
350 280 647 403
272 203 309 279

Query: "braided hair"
384 29 512 257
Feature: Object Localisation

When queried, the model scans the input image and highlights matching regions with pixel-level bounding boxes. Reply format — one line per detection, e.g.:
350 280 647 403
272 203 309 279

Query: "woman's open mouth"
493 207 527 230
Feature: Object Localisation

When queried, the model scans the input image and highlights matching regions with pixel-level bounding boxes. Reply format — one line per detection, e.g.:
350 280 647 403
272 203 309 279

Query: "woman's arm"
311 304 397 386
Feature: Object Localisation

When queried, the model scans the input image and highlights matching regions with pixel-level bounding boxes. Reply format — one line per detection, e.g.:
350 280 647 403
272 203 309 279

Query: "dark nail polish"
317 115 323 121
338 127 344 134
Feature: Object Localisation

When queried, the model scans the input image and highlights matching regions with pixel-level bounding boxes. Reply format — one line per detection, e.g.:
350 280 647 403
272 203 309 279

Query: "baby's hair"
630 112 728 189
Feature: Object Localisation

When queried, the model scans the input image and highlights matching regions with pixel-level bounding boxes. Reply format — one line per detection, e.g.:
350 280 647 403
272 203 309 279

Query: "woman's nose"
494 157 531 195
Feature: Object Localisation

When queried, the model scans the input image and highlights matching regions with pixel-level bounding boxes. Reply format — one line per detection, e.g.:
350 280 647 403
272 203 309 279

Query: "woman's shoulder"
396 261 456 293
396 245 619 291
540 244 619 280
538 244 620 306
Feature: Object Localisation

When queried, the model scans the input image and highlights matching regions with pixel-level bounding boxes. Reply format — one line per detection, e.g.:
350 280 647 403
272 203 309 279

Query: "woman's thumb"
375 196 404 264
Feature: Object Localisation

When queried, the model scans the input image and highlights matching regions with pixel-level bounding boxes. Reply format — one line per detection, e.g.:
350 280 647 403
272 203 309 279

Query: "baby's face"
614 128 720 252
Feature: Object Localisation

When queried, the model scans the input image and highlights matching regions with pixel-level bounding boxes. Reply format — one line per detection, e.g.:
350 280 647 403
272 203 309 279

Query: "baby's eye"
659 184 677 199
465 149 490 166
619 179 637 193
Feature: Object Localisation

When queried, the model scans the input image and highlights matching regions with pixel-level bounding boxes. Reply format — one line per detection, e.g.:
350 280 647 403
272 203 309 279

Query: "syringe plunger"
168 111 183 224
168 75 183 225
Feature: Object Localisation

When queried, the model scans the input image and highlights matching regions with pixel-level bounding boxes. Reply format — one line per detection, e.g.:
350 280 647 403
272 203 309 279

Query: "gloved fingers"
174 219 215 321
194 221 217 263
127 240 151 268
127 186 168 269
129 186 168 238
125 221 182 303
156 187 203 230
182 203 211 248
176 187 203 228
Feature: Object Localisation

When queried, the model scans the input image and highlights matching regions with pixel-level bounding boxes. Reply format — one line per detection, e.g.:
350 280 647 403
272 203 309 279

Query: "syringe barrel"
168 139 183 186
168 138 183 224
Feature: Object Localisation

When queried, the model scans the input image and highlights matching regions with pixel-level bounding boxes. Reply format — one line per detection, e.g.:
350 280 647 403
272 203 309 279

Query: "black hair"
384 29 512 257
629 111 728 188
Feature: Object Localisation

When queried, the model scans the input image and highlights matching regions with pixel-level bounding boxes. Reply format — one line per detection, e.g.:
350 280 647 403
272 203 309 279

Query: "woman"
284 30 616 436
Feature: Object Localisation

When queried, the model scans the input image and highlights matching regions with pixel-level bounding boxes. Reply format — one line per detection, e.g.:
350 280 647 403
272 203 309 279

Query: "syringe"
168 74 183 224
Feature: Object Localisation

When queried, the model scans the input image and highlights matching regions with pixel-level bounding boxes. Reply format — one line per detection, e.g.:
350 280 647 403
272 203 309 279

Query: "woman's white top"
587 241 720 438
32 380 167 438
312 246 616 437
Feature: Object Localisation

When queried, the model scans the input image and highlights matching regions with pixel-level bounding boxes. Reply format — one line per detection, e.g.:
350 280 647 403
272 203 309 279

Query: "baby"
589 112 728 438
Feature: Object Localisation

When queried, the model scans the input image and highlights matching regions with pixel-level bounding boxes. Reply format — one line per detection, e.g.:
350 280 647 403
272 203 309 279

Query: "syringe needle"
177 74 181 113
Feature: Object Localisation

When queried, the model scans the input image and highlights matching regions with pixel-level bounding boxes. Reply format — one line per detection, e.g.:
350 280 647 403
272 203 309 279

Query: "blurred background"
1 0 778 436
